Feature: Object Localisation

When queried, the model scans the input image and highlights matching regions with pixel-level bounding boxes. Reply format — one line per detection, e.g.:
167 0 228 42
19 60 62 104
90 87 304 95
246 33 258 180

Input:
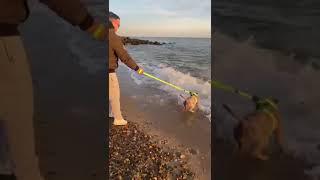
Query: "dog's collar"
189 92 198 97
256 99 278 110
265 99 278 110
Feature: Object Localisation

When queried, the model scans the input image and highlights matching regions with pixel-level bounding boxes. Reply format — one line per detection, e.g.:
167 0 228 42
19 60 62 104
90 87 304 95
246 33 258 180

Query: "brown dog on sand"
223 97 285 160
181 94 199 113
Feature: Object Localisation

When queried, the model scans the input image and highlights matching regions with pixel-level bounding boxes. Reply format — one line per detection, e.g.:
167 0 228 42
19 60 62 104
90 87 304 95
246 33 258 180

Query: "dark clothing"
0 0 95 178
108 26 139 72
0 0 94 36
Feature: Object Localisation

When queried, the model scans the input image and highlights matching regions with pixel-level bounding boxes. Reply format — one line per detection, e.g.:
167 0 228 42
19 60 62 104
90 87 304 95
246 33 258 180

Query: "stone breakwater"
121 37 166 45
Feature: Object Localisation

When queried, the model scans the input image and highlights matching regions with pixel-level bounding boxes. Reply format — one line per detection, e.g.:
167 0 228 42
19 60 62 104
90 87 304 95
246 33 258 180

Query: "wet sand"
213 139 311 180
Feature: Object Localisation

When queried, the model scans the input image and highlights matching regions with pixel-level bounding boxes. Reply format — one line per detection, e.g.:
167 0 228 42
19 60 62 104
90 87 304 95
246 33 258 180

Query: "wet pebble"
189 148 198 155
109 122 194 179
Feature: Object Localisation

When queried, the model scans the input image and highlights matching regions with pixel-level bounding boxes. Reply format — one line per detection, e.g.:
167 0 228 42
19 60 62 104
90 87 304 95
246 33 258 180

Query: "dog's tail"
222 104 242 121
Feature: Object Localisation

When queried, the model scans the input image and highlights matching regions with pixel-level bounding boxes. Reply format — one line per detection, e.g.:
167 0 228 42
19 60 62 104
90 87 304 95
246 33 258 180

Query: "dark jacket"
108 21 139 72
0 0 94 36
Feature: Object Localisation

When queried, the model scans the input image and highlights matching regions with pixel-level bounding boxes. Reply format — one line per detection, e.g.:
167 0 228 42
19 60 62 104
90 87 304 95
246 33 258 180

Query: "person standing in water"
0 0 106 179
109 11 144 126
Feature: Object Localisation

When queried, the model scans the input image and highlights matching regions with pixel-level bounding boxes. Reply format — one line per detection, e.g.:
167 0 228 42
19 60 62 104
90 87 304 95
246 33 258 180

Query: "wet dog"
223 97 285 160
181 94 199 113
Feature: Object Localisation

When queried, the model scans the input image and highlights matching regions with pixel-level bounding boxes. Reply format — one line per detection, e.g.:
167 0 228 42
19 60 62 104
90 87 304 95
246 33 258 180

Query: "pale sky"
109 0 211 38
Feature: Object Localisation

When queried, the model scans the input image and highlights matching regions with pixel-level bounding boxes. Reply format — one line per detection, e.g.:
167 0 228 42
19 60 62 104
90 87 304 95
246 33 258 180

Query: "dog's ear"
180 94 186 100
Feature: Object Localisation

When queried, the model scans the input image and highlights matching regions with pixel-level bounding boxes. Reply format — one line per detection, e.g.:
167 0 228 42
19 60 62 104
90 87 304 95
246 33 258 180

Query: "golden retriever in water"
181 94 199 113
223 97 285 160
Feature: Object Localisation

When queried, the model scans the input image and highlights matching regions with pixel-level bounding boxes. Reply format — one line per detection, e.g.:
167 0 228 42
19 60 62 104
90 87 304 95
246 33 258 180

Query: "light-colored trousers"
109 73 124 120
0 36 44 180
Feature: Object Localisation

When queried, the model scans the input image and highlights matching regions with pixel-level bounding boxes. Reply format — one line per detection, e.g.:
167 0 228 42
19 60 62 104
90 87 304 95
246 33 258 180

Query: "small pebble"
109 122 195 179
189 148 197 155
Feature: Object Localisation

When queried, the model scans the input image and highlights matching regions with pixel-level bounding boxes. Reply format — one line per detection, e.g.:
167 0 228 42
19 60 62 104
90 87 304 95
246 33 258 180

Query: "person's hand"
137 67 144 75
86 21 107 41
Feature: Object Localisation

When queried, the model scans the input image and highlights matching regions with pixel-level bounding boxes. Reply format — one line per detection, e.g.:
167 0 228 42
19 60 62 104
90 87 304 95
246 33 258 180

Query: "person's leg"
108 73 127 125
108 103 113 117
0 36 44 180
0 119 14 175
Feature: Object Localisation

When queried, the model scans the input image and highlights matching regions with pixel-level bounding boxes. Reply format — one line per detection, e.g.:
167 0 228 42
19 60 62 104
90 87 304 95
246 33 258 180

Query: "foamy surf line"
121 63 211 121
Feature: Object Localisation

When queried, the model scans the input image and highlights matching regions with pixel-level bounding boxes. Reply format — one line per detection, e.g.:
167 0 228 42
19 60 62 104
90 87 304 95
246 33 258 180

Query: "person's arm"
110 30 140 71
39 0 94 31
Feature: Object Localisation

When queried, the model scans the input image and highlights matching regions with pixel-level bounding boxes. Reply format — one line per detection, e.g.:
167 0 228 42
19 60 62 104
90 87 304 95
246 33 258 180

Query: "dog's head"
183 95 199 112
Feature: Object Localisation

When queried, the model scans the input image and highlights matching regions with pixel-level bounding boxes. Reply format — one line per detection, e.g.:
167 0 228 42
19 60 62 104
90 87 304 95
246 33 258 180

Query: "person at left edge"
0 0 106 180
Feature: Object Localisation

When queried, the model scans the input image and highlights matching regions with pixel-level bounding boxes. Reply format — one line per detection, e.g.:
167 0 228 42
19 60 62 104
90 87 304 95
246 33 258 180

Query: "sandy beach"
108 67 212 179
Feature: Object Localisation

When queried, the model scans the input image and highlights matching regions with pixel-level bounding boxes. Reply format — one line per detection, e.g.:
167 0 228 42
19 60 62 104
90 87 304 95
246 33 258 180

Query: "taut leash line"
143 72 198 96
212 80 252 100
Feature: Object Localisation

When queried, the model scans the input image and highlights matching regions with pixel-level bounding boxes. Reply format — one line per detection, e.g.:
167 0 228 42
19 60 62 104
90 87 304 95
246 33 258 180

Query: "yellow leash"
142 72 198 96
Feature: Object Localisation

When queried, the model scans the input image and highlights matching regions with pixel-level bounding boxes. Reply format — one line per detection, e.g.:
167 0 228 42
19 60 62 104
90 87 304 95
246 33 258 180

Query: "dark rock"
121 37 166 46
189 148 198 155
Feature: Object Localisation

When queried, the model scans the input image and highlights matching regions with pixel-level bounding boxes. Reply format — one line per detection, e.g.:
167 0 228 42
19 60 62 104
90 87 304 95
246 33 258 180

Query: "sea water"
122 37 212 121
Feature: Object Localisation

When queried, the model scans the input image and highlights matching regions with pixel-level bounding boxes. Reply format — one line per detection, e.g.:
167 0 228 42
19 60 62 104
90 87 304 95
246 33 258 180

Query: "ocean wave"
127 64 211 121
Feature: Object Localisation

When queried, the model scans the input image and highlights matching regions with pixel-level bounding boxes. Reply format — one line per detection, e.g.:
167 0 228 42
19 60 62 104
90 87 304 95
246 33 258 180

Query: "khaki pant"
108 73 124 120
0 36 43 180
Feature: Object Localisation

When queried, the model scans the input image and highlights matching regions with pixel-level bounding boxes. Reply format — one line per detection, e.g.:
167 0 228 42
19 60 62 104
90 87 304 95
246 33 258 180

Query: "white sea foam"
128 64 211 121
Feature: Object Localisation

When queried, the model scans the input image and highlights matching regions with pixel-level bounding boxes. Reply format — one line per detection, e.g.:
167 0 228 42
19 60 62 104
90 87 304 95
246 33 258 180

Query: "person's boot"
113 119 128 126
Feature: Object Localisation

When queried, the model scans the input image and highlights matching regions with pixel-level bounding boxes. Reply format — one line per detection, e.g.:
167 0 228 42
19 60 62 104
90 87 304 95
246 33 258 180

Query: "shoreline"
108 68 212 179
